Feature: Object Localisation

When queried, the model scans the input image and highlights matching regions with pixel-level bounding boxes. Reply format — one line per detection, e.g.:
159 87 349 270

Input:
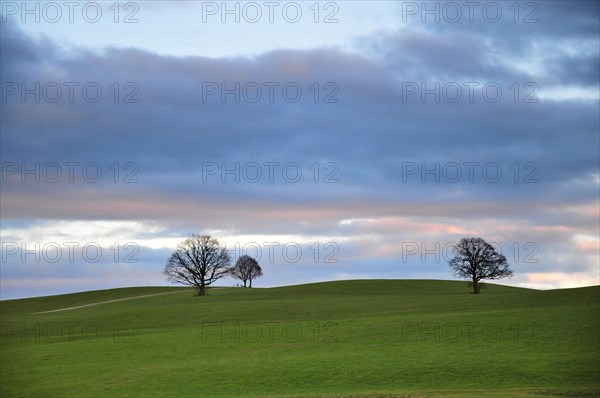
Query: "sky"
1 0 599 300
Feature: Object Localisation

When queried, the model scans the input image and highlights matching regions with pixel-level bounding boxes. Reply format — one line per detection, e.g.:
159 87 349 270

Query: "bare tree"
163 234 231 296
448 237 513 294
230 255 263 287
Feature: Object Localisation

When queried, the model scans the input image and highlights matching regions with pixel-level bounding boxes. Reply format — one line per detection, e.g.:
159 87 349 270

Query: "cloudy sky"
1 1 598 299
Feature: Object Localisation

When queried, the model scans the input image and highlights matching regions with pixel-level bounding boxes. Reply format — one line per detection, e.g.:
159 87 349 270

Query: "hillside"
1 280 598 397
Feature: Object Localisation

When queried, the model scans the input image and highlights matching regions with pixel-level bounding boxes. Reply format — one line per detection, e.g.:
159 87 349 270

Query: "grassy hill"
1 280 598 397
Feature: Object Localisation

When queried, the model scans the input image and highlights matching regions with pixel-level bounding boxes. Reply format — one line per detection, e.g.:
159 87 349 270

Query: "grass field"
1 280 598 397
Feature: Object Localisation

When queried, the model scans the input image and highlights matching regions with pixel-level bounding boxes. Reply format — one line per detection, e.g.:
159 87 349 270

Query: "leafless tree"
230 255 263 287
163 234 231 296
448 237 513 294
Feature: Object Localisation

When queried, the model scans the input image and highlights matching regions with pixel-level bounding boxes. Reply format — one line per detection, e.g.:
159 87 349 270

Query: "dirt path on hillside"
32 290 195 314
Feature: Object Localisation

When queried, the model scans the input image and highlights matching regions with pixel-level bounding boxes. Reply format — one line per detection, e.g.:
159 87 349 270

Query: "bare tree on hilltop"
448 237 513 294
230 255 263 287
163 234 231 296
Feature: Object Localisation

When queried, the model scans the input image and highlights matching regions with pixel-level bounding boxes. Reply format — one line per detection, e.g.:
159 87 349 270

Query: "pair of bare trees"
163 235 262 296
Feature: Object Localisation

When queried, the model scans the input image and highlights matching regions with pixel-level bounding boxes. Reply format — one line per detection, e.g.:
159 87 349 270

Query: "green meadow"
1 280 598 397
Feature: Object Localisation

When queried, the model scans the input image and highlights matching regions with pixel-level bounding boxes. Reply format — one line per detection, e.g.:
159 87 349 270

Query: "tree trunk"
243 280 247 287
472 278 479 294
197 284 207 296
249 279 252 288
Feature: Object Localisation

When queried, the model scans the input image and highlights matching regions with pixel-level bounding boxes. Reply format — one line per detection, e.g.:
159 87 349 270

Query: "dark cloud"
1 18 598 213
549 53 600 86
